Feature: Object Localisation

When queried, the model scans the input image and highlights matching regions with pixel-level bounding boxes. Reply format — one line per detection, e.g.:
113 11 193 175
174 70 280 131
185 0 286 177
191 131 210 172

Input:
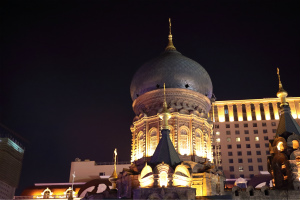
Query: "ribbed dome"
130 49 213 101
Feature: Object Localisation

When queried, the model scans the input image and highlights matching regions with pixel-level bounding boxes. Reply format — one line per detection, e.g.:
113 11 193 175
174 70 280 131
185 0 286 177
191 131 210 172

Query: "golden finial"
159 83 172 129
165 18 176 51
111 148 118 179
276 68 288 106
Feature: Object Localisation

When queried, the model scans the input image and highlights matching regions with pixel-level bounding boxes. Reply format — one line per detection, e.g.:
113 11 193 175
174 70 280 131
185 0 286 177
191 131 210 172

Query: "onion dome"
130 19 212 101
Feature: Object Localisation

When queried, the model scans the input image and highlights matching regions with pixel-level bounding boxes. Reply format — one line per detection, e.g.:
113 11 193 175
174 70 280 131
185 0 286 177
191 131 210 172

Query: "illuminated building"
0 123 25 199
211 97 300 180
130 19 213 163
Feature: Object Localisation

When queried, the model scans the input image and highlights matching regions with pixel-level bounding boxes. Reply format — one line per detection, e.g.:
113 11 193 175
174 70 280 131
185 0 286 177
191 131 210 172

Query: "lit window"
149 129 158 156
216 138 220 143
179 128 189 155
292 140 299 149
227 137 231 142
277 141 284 151
255 137 259 141
216 131 220 135
239 166 244 172
236 137 241 142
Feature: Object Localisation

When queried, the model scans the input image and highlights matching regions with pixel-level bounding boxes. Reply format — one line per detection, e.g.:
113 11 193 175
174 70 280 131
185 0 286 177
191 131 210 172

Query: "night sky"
1 0 299 195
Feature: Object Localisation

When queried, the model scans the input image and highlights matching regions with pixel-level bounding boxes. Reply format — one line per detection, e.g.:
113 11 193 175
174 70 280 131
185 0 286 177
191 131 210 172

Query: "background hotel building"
211 97 300 179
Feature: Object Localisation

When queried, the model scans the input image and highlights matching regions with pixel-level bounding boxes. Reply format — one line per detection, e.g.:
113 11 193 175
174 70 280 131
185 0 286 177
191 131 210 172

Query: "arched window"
195 129 202 156
169 125 174 144
149 128 158 156
65 187 74 198
179 127 189 155
137 131 144 159
292 140 299 149
42 188 52 199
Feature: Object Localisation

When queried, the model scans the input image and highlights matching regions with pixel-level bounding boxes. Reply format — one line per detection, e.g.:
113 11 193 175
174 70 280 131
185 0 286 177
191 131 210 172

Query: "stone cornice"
132 88 211 116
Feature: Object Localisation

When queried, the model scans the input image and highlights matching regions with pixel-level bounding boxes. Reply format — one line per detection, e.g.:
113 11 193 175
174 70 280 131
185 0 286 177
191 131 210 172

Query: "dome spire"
165 18 176 51
276 68 288 106
159 83 171 129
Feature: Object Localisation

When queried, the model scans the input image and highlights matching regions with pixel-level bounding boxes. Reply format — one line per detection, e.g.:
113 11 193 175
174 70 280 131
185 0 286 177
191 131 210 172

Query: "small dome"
130 49 213 101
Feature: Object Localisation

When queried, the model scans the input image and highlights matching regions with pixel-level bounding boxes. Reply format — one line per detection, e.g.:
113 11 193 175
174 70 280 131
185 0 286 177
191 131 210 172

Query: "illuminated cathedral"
130 19 214 162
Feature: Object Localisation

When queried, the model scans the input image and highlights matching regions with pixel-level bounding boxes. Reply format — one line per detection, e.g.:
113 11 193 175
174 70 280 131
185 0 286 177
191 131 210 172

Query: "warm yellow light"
236 137 240 142
247 113 252 121
277 142 284 151
159 171 168 187
219 116 225 122
216 131 220 135
255 137 259 141
216 138 220 143
238 116 243 121
217 106 225 122
292 114 297 119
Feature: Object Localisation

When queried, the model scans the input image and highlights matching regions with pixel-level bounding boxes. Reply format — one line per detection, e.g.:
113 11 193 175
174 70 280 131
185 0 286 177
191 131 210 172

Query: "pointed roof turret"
165 18 176 51
150 84 181 167
275 68 300 138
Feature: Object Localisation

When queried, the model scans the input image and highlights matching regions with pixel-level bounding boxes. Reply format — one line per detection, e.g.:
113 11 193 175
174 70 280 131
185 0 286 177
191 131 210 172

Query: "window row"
224 129 275 135
227 150 270 156
228 158 263 163
229 165 264 172
218 122 277 129
226 136 268 143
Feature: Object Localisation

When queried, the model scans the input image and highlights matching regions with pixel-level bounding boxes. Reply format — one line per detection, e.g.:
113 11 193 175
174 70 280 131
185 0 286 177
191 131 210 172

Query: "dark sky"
1 0 299 195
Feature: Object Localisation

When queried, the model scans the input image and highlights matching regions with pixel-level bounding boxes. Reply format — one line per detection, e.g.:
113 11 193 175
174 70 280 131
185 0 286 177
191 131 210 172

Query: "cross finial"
277 67 281 85
165 18 176 51
114 148 117 165
169 18 172 35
